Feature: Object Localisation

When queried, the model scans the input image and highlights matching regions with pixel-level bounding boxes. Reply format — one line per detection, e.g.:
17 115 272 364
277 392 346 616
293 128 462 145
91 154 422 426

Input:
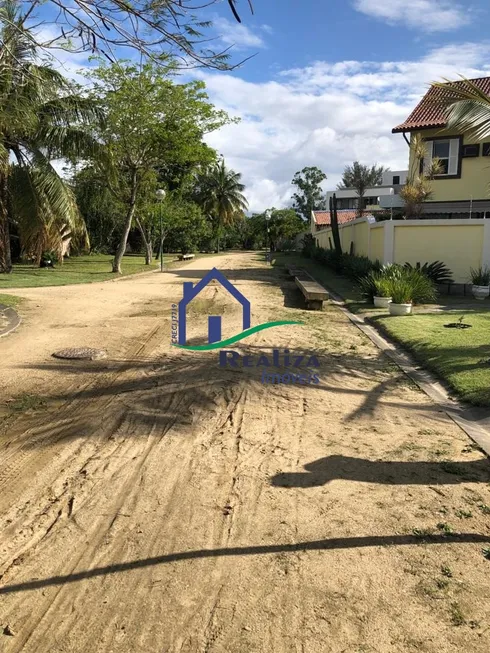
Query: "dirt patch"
0 253 489 652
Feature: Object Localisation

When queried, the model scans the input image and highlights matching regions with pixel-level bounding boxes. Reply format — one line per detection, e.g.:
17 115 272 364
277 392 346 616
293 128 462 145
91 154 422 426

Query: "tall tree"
195 160 248 253
72 165 125 254
263 208 304 252
0 0 100 272
16 1 253 69
337 162 388 216
88 60 231 273
291 166 327 221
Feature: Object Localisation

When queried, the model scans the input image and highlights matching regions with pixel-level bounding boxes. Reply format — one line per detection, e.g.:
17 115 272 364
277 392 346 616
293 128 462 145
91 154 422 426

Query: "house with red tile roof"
393 76 490 218
311 169 407 234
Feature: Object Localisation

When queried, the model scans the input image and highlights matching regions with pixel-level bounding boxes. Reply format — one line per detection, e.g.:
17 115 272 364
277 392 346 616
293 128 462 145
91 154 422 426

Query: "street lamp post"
265 209 272 264
156 189 166 272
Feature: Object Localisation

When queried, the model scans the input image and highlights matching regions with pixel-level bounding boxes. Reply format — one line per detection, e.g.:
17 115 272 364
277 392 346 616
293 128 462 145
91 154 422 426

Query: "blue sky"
210 0 487 83
195 0 490 210
27 0 490 211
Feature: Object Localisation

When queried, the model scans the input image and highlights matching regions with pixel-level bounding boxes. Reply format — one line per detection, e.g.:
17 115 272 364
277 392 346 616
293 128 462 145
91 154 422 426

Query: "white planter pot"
472 285 490 301
374 296 392 308
389 302 412 316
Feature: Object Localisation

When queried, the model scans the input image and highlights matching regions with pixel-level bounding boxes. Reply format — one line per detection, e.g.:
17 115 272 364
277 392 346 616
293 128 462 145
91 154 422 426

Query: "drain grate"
52 347 107 360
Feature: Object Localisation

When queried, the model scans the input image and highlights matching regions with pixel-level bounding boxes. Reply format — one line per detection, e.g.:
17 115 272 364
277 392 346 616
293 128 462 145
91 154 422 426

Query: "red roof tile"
393 76 490 133
313 210 360 226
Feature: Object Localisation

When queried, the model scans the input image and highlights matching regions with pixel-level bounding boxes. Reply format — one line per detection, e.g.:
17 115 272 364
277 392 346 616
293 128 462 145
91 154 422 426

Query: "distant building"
326 170 408 213
393 76 490 218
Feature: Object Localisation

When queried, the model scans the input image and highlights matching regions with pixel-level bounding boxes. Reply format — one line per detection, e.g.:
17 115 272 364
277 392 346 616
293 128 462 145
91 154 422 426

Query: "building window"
433 140 451 174
425 138 460 177
483 143 490 157
393 175 400 185
462 144 480 158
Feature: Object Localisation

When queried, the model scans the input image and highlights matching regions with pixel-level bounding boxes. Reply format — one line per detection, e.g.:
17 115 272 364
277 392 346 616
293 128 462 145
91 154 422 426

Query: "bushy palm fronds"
0 0 101 270
385 268 437 305
432 78 490 141
404 261 453 285
358 265 404 300
195 160 248 251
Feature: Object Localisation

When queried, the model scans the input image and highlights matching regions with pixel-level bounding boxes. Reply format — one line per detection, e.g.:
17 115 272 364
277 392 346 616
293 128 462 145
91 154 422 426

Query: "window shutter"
448 139 459 175
423 140 433 173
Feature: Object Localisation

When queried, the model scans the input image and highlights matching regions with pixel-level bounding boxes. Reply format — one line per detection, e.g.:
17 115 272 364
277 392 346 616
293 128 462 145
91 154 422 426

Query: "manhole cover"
52 347 107 360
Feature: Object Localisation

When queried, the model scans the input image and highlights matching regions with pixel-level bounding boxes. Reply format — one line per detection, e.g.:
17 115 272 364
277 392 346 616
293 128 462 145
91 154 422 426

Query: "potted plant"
470 266 490 300
386 269 436 316
373 277 392 308
388 280 414 315
358 267 398 308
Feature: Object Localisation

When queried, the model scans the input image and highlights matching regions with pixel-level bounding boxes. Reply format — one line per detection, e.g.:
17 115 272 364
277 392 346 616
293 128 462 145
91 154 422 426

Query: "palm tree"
0 0 101 272
431 78 490 139
196 160 248 252
399 135 443 218
337 162 387 216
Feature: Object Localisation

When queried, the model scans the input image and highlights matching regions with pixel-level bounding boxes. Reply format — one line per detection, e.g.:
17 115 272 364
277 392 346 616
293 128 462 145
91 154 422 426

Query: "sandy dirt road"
0 251 490 653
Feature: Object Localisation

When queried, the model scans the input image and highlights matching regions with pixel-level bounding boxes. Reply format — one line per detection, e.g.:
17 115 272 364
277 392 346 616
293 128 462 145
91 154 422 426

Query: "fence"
313 217 490 284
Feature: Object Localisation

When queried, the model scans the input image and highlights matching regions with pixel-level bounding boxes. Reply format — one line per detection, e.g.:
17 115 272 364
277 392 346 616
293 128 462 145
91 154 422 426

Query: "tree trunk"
329 194 342 255
112 171 138 274
357 194 364 218
0 169 12 274
136 217 152 265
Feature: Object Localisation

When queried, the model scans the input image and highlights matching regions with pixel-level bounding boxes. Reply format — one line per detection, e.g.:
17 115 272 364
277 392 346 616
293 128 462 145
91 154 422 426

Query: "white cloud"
354 0 470 32
32 25 93 85
212 17 267 50
200 43 490 212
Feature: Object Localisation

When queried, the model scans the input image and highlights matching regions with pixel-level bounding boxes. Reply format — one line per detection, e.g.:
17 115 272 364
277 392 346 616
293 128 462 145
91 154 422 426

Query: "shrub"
341 254 379 280
309 245 381 280
385 268 436 305
312 246 344 271
302 234 315 258
404 261 453 285
470 266 490 286
358 265 403 300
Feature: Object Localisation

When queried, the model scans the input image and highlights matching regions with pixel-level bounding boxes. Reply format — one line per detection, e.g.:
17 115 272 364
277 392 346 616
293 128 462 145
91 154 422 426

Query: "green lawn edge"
0 293 22 308
0 252 228 290
273 252 490 408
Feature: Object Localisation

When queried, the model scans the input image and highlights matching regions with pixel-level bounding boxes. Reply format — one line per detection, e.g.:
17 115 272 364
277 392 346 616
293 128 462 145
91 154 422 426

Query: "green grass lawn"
372 312 490 407
0 254 163 289
0 293 22 307
274 252 490 407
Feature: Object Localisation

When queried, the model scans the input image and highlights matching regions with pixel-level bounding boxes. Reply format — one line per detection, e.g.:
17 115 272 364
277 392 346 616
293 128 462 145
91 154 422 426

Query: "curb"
0 305 21 338
324 288 490 458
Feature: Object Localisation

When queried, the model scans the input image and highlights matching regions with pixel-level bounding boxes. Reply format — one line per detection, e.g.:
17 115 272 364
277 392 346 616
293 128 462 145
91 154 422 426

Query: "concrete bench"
295 277 329 310
178 253 195 261
286 265 312 280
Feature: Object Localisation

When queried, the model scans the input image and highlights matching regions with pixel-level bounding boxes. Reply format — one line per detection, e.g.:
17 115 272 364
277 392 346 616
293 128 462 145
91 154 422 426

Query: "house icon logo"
173 268 302 352
177 268 251 346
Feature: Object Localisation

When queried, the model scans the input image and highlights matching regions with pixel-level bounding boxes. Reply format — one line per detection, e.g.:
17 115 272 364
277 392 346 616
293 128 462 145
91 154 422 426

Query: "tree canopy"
195 160 248 253
15 0 254 69
291 166 327 221
337 162 388 216
0 0 100 272
87 60 232 272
